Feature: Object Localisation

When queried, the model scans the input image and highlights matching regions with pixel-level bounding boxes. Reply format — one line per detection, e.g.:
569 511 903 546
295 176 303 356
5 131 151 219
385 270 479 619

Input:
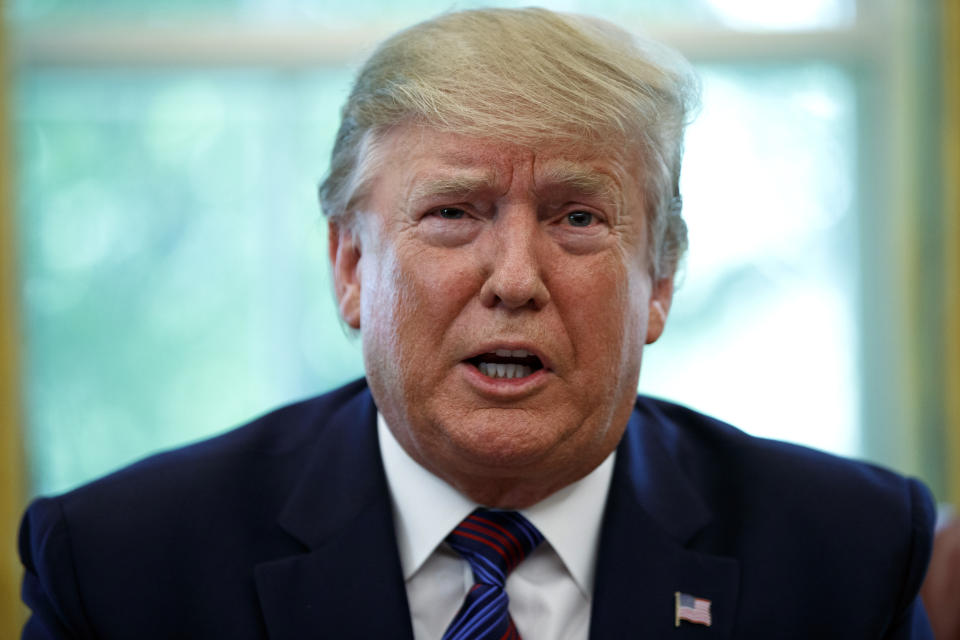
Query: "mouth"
465 348 545 380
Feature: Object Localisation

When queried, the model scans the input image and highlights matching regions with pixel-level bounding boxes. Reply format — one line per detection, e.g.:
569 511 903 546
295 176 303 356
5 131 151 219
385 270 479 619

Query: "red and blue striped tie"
442 509 544 640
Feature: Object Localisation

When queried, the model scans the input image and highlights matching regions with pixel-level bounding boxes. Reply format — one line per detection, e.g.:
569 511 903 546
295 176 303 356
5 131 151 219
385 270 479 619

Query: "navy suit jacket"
20 378 935 638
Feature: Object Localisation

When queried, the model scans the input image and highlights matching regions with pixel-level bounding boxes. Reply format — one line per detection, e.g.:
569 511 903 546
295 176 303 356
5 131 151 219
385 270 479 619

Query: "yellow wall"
1 1 29 633
945 0 960 506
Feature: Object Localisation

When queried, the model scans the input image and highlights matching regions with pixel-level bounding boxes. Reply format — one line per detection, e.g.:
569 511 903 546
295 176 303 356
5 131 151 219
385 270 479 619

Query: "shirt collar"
378 412 615 598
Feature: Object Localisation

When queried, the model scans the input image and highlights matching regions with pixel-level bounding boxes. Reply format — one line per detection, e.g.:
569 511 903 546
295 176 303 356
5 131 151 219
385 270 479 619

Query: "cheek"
557 255 649 372
405 256 475 316
567 256 632 319
365 245 480 362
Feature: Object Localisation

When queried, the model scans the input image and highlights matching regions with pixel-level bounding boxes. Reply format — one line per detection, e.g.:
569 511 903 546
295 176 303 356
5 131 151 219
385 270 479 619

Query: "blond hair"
319 7 699 278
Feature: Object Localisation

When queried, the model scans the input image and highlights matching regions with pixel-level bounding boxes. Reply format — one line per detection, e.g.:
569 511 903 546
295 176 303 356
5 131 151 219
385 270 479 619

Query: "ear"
645 276 674 345
328 219 362 329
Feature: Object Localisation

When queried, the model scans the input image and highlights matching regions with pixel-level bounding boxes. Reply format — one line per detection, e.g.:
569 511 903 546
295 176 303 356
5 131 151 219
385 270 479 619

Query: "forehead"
372 124 640 199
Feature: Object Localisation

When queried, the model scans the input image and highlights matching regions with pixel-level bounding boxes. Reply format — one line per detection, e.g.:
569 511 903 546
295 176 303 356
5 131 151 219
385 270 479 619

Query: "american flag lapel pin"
675 591 712 628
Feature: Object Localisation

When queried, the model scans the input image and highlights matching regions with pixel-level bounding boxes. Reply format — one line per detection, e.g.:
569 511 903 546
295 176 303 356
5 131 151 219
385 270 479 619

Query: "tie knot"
446 508 544 588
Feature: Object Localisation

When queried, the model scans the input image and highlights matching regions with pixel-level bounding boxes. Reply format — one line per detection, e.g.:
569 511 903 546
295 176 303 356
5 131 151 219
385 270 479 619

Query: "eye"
566 211 594 227
438 207 466 220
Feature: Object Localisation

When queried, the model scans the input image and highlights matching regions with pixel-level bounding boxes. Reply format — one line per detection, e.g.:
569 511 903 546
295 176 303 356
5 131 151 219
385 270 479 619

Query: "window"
7 0 943 497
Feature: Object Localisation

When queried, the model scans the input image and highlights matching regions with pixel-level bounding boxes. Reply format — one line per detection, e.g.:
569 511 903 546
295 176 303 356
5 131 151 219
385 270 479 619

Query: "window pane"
640 64 858 455
15 69 364 495
6 0 856 30
15 62 859 495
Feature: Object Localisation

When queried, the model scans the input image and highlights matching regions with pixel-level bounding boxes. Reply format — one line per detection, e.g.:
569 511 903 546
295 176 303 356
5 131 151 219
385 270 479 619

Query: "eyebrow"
402 161 625 219
406 174 499 204
535 163 620 200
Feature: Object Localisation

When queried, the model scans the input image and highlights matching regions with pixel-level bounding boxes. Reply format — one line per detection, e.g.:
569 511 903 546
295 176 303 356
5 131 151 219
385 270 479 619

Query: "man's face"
331 125 673 507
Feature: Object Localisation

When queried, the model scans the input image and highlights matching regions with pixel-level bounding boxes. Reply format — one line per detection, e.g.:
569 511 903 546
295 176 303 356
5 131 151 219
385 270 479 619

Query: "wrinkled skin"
330 125 673 508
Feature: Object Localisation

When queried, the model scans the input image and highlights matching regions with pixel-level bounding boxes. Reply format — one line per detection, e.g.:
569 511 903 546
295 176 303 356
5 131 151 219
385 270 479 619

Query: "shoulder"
20 378 373 577
631 395 935 634
633 394 934 528
19 378 374 637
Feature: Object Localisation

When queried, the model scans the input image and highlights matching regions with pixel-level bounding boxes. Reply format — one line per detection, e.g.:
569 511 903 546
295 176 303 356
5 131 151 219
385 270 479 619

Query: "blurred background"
1 0 958 632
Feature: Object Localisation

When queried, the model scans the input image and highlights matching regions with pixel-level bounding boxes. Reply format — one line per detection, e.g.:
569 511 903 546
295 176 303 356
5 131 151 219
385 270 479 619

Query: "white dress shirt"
377 414 615 640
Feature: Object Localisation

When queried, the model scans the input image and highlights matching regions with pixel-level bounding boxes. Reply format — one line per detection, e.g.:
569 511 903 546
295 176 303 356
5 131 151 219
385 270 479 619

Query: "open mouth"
466 349 545 380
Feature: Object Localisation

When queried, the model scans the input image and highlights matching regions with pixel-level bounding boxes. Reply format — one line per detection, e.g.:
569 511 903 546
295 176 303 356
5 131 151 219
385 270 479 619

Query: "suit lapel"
251 386 740 638
254 387 414 640
590 403 740 638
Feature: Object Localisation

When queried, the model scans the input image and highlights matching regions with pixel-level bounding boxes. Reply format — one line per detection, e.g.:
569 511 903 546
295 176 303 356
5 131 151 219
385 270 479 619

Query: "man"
19 8 934 639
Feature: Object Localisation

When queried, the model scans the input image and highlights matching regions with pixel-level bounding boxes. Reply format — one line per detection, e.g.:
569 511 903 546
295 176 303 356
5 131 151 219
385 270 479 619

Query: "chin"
438 408 572 469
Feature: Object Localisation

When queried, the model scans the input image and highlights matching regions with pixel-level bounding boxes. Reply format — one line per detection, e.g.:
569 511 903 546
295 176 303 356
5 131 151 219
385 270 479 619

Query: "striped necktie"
442 508 544 640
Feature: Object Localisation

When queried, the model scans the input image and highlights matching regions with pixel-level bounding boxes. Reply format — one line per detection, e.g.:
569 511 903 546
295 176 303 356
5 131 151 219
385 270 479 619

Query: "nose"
479 206 551 311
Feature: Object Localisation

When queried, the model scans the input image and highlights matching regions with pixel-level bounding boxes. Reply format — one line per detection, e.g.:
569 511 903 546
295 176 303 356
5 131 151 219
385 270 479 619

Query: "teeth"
493 348 531 358
478 362 533 379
